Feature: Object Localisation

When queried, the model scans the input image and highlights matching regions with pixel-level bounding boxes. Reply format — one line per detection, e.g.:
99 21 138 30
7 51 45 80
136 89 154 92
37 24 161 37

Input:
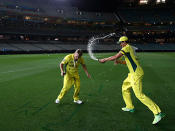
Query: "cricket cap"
117 36 128 44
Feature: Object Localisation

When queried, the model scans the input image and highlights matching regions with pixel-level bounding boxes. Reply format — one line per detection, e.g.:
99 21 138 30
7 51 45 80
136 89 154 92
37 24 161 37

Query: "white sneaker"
55 99 60 104
122 107 135 113
74 100 83 104
152 113 165 124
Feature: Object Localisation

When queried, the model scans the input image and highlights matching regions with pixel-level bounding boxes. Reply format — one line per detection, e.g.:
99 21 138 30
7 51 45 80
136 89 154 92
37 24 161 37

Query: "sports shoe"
152 113 165 125
74 100 83 104
122 107 135 113
55 99 60 104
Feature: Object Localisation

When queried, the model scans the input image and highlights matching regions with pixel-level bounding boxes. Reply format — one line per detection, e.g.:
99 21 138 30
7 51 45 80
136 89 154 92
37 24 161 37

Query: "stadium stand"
118 8 175 23
0 0 175 54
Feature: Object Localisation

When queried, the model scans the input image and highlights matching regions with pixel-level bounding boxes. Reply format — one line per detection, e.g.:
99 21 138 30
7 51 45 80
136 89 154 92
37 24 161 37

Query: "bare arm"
99 52 123 63
81 64 91 78
60 63 65 76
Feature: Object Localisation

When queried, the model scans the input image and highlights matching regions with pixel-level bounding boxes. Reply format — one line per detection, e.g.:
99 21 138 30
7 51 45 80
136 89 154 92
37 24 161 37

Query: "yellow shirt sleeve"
80 57 85 65
61 55 70 64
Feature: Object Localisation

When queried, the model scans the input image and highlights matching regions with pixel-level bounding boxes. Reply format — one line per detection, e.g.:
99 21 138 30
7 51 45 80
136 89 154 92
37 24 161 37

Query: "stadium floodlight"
162 0 166 3
157 0 161 3
139 0 148 5
156 0 166 4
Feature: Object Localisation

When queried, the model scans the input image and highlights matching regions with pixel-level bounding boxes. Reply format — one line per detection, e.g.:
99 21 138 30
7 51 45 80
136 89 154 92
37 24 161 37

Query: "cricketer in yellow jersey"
55 49 91 104
99 36 165 124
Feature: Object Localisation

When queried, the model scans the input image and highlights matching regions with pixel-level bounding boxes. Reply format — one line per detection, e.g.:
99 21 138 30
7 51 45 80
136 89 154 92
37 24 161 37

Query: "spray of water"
87 33 116 61
87 37 98 61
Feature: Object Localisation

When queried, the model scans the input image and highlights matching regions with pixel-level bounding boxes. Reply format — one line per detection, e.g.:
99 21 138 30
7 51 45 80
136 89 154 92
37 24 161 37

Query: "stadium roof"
1 0 175 13
74 0 175 12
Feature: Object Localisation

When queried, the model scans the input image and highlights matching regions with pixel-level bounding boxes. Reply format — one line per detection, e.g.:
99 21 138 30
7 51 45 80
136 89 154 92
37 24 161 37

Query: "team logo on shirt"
69 61 75 67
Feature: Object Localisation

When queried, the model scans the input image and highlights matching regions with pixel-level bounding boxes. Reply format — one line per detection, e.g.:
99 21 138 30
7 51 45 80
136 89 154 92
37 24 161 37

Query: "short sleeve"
80 57 85 65
120 45 129 55
61 55 69 64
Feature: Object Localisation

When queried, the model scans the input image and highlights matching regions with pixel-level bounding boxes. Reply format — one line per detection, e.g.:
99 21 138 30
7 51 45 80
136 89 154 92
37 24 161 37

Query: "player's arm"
81 64 91 78
99 52 123 63
60 63 65 76
60 55 69 76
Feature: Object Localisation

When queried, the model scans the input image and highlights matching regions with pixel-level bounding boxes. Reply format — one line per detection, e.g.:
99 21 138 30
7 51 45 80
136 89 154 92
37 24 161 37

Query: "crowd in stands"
125 31 175 44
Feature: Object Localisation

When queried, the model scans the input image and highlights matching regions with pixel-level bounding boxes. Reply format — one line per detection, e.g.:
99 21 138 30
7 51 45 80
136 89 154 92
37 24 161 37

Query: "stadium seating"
0 0 175 54
118 8 175 23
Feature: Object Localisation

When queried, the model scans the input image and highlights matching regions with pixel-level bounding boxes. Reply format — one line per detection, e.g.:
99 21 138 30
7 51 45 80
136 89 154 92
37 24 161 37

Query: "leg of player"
132 77 165 124
55 75 74 104
122 75 135 112
73 76 83 104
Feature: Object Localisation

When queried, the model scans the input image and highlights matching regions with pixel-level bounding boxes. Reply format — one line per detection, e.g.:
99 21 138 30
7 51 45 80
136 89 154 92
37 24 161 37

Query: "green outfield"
0 52 175 131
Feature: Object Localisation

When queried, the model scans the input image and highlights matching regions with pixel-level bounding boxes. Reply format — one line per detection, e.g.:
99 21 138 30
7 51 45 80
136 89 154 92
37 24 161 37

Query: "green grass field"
0 52 175 131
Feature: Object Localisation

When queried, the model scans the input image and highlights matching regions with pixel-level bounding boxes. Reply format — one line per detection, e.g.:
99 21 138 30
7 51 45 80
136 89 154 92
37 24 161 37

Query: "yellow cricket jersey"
120 44 144 77
61 54 85 75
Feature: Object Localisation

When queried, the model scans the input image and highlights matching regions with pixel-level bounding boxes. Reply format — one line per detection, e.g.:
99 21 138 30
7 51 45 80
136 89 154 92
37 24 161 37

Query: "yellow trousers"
122 73 161 115
57 73 80 101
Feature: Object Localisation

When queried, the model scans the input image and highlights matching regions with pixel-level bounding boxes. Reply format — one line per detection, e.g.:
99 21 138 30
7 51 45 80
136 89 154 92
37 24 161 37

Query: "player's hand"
87 73 91 79
99 59 106 63
61 72 65 76
114 60 119 65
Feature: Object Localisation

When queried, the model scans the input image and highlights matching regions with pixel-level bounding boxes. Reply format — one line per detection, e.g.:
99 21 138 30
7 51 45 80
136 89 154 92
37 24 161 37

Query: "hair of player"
75 49 83 57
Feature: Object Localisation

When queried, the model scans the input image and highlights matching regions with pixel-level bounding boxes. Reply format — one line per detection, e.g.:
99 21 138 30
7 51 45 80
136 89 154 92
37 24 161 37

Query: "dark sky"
29 0 175 12
31 0 120 12
70 0 122 12
70 0 175 12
